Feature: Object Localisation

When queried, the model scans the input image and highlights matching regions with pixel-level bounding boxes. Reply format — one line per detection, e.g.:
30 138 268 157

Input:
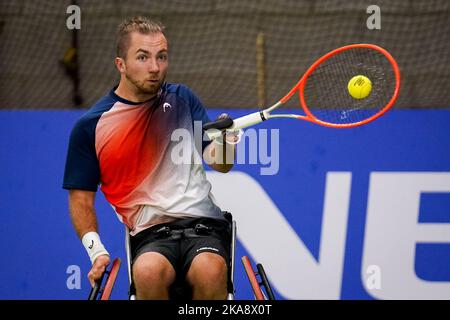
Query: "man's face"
122 31 168 97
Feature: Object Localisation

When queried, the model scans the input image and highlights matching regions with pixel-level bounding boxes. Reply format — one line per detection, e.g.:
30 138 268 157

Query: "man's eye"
137 55 147 61
158 54 168 61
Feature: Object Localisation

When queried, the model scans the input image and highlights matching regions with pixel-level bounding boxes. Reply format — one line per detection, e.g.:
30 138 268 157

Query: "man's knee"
132 252 175 288
186 253 228 290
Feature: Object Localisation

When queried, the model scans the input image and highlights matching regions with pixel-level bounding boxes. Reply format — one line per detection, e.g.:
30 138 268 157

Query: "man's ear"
115 57 126 73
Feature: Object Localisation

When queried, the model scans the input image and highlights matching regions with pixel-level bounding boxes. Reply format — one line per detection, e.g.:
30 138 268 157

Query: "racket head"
292 44 400 128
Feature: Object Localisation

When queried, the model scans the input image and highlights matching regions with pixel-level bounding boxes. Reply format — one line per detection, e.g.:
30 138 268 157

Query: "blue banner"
0 109 449 299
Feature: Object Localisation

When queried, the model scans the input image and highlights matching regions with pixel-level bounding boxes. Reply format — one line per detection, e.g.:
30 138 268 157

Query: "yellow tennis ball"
348 75 372 99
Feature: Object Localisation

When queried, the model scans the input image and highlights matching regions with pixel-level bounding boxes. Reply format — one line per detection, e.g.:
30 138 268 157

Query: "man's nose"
147 58 159 73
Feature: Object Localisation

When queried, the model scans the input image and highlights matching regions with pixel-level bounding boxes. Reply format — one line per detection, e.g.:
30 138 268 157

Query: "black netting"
0 0 449 109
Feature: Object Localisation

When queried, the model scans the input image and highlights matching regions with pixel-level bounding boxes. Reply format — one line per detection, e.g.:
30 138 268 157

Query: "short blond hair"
116 16 165 59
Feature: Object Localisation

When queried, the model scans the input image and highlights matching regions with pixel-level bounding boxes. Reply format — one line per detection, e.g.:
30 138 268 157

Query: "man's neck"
114 80 156 103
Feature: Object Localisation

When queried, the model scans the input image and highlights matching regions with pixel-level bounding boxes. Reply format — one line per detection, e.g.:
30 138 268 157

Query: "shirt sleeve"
62 117 100 191
185 87 214 152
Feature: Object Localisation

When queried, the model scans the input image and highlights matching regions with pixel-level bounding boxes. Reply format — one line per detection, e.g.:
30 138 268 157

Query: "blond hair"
116 16 165 58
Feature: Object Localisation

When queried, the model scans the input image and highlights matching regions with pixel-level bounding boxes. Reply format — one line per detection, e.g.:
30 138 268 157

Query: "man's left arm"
203 120 238 173
185 87 238 173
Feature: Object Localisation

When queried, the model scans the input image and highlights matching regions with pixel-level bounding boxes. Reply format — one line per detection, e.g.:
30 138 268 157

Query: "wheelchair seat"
125 212 236 300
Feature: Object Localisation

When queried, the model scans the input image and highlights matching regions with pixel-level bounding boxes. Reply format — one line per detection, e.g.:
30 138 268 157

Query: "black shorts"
130 216 231 280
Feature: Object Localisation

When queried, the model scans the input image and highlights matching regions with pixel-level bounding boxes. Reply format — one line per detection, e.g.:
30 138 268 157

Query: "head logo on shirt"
163 102 172 112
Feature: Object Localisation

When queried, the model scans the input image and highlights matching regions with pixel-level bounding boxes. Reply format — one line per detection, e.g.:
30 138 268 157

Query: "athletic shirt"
63 83 224 235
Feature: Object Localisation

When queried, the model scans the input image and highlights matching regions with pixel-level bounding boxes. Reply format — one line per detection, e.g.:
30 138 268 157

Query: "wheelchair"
88 212 275 300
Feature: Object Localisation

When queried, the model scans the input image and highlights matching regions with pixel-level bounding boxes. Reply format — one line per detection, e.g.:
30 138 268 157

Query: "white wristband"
82 232 109 264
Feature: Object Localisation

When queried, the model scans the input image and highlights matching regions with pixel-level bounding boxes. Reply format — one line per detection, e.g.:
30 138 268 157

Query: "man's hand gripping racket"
204 44 400 139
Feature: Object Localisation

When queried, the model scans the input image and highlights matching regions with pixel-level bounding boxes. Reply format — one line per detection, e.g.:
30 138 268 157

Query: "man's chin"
137 83 161 96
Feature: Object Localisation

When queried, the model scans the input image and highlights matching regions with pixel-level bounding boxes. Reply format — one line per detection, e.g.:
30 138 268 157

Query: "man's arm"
69 189 110 287
203 136 237 173
202 113 239 173
69 189 98 237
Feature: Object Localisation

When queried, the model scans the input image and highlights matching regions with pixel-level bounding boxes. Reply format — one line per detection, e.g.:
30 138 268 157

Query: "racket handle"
205 111 266 140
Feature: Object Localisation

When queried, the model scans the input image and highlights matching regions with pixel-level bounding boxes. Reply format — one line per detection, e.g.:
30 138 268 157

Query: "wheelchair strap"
154 223 215 240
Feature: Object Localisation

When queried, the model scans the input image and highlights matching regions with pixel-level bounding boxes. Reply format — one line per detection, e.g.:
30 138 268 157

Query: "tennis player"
62 16 237 300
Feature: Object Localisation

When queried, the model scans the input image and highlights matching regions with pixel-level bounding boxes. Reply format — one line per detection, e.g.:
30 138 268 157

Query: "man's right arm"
69 189 110 287
69 189 98 238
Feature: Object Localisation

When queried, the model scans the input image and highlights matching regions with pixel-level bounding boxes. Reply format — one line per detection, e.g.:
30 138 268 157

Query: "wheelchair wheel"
256 263 276 300
242 256 276 300
88 258 121 300
241 256 265 300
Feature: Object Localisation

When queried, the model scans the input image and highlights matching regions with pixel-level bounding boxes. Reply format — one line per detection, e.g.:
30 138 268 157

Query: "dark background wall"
0 0 449 109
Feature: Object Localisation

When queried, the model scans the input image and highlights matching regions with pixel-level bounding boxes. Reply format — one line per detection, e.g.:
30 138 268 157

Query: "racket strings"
302 47 397 125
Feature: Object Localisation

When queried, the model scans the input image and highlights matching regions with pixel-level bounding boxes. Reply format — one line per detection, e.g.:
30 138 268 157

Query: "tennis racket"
204 43 400 140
